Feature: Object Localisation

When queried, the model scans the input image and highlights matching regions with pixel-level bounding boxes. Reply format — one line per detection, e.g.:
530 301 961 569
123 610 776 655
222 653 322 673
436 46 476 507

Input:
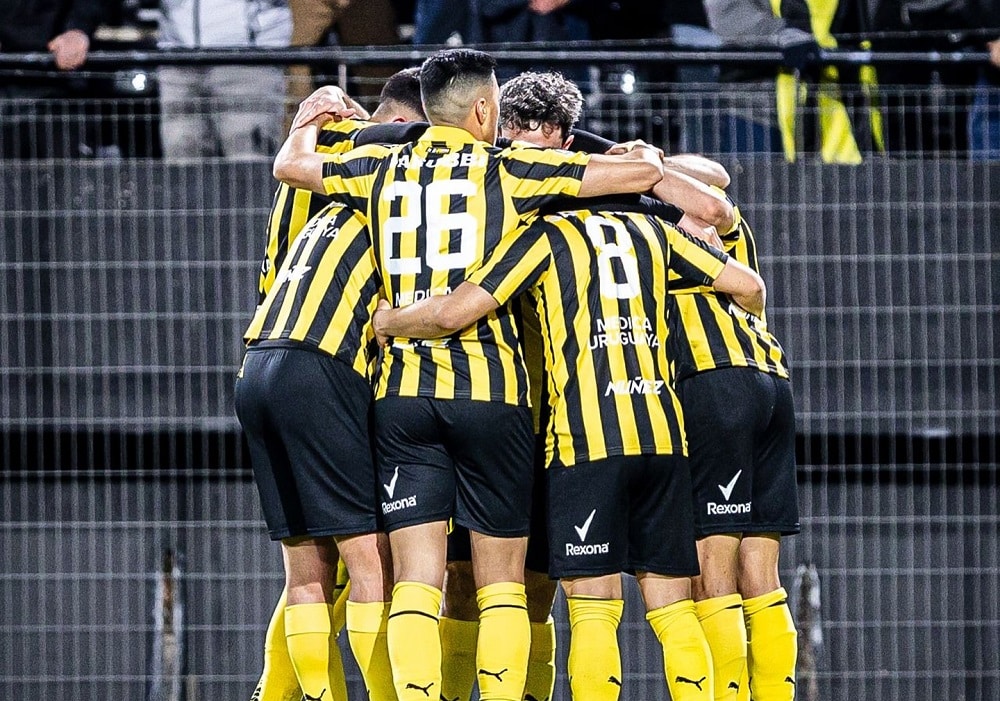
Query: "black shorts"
373 396 534 536
234 344 379 540
447 434 550 573
546 454 699 579
679 367 800 537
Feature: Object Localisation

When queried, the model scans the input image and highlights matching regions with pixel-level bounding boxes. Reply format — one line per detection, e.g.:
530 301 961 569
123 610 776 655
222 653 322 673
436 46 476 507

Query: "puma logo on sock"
478 668 508 682
675 676 706 690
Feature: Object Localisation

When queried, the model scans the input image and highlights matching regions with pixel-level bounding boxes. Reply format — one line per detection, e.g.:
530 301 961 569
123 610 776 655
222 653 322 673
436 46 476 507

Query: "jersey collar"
420 124 488 146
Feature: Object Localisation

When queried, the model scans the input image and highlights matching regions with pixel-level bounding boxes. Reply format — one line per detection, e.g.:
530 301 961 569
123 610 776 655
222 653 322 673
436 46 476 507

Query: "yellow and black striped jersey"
320 125 591 405
467 206 730 467
258 119 374 302
244 203 381 379
668 200 789 381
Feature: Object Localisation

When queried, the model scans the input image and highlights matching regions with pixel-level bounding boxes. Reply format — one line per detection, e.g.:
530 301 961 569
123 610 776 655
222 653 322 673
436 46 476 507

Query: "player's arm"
650 167 735 233
669 225 766 317
714 259 766 317
273 115 333 193
373 284 500 342
374 224 551 343
577 145 664 197
663 154 731 189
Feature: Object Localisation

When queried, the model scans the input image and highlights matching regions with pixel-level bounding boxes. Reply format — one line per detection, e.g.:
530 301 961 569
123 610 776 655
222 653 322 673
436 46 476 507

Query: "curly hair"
499 71 583 141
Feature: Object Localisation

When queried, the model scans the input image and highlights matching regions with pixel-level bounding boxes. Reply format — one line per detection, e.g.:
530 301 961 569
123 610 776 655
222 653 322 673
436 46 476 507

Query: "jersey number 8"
584 215 641 300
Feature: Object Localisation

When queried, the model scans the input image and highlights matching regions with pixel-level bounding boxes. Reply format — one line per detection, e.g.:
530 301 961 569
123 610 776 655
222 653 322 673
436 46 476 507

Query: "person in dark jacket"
0 0 107 157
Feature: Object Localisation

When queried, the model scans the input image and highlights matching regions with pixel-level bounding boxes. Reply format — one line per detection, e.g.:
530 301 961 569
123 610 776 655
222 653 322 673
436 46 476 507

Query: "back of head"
373 67 426 122
419 48 497 125
500 71 583 142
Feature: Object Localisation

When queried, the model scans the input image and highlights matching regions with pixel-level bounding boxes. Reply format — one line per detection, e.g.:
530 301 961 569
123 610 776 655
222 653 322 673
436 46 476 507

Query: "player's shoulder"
317 118 374 152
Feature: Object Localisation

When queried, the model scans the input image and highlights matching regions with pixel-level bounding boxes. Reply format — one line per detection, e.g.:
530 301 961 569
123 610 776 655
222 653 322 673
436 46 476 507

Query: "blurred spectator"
869 0 983 155
477 0 590 81
703 0 883 163
157 0 291 160
969 38 1000 159
286 0 400 111
0 0 107 158
412 0 475 44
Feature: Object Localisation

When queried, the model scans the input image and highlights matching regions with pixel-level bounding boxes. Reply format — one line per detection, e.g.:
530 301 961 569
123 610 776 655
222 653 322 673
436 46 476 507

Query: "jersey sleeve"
317 119 372 153
665 221 730 288
320 145 389 212
352 121 430 146
467 225 552 305
499 147 592 214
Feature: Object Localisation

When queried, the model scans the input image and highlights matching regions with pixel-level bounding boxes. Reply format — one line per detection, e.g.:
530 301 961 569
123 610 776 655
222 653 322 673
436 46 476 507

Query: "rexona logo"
707 469 751 515
382 469 417 514
605 377 665 397
565 508 610 556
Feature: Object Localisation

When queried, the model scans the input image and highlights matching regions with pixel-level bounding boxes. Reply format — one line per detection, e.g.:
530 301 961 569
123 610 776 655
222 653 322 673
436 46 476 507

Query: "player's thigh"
237 346 379 540
443 400 535 537
373 396 456 532
546 457 630 579
748 375 800 536
209 65 285 158
627 454 700 577
680 368 761 536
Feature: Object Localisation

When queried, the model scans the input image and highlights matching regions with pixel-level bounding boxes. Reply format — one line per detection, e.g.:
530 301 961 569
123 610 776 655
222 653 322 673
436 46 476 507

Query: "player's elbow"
705 197 736 233
741 272 767 318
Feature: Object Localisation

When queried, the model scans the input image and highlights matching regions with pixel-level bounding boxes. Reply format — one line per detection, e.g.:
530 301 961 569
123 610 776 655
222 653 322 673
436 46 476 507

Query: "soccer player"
245 68 425 701
271 47 664 701
669 198 800 701
368 198 767 701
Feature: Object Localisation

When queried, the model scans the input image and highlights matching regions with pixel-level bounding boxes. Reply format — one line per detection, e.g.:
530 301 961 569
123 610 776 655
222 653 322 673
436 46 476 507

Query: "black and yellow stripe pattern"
669 200 789 382
258 119 374 302
319 125 591 405
245 203 381 379
469 207 729 467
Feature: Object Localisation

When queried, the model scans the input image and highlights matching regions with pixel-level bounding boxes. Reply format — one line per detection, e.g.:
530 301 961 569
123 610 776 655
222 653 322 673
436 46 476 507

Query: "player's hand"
530 0 571 14
605 140 665 159
678 213 724 250
290 86 358 131
48 29 89 71
988 39 1000 68
373 298 392 348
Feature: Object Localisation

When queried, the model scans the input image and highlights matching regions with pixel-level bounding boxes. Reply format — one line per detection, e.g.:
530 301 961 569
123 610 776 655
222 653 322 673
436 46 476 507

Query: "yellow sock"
743 588 797 701
565 597 624 701
285 603 343 701
695 595 747 700
388 581 443 701
251 589 301 701
346 601 395 701
646 599 713 701
476 582 530 701
440 616 479 701
524 618 556 701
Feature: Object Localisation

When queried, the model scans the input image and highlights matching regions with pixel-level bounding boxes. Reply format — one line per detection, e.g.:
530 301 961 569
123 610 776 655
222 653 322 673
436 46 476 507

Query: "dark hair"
499 71 583 140
379 67 426 119
420 49 497 119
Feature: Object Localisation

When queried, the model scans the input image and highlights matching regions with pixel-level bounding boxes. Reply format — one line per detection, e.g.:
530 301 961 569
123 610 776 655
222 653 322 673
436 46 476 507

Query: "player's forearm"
374 297 458 340
663 155 731 189
716 260 767 318
578 147 664 198
653 170 735 233
272 122 327 194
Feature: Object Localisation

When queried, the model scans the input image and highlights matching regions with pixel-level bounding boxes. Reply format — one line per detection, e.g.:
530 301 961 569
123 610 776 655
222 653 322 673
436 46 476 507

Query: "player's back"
352 125 589 404
525 207 727 467
245 202 380 379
